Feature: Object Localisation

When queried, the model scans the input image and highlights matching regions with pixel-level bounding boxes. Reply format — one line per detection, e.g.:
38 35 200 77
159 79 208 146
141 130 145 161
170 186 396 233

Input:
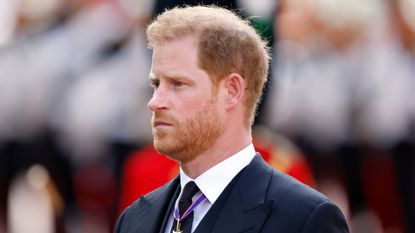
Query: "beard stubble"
151 101 224 163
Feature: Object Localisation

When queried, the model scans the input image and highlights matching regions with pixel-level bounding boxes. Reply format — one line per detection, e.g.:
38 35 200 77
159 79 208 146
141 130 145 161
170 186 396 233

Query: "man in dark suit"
115 5 349 233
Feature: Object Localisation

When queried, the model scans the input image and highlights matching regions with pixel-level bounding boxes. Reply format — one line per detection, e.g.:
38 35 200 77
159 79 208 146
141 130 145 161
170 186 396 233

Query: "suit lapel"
129 177 180 233
159 179 181 233
211 155 274 233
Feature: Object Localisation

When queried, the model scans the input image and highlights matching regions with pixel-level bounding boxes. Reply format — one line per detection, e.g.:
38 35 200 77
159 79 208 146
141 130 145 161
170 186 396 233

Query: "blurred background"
0 0 414 232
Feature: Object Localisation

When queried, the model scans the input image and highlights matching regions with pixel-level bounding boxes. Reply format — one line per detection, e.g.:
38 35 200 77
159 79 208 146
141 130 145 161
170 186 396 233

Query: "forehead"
150 36 206 79
152 36 197 62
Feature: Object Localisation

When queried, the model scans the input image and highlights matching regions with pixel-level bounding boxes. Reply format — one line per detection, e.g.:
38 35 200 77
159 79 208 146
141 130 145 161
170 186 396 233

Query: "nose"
148 88 168 112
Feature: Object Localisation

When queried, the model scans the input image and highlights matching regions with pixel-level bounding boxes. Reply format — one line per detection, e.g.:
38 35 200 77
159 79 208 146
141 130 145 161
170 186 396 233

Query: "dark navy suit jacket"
115 155 349 233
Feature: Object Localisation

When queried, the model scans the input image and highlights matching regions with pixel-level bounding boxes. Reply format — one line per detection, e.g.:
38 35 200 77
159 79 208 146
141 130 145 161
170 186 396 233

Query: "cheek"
173 83 218 114
180 92 215 110
173 100 205 123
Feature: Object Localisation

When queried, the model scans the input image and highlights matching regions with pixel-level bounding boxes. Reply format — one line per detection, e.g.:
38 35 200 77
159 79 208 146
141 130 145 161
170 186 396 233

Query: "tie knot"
180 181 199 201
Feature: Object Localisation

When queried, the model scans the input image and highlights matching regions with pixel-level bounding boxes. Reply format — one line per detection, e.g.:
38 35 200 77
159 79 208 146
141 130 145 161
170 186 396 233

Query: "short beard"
152 102 223 163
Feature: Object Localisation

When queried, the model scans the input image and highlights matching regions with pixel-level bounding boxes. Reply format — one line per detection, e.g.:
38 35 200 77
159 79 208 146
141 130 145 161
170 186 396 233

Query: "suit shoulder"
264 170 349 232
301 200 349 232
268 169 329 209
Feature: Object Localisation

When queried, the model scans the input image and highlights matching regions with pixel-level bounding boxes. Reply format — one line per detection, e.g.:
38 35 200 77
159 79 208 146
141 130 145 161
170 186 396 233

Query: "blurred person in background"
353 0 415 232
0 0 75 231
389 1 415 232
265 0 378 159
8 164 63 233
60 0 158 231
264 0 415 232
264 0 377 227
0 0 145 232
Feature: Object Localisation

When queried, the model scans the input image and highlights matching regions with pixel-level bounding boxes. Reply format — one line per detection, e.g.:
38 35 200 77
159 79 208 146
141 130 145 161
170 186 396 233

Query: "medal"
172 221 183 233
172 193 207 233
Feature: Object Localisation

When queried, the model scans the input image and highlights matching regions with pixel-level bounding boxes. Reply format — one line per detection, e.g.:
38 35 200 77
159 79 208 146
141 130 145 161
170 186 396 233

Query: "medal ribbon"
173 193 207 222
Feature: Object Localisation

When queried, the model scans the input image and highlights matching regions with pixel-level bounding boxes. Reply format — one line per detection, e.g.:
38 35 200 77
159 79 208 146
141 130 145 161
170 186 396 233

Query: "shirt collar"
179 143 256 204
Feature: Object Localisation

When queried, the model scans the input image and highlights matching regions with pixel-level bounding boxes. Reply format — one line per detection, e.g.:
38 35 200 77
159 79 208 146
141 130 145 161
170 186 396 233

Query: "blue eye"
174 81 184 87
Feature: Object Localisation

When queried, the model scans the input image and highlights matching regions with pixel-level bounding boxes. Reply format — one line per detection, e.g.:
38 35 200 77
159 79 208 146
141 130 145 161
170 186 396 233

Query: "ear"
223 73 245 110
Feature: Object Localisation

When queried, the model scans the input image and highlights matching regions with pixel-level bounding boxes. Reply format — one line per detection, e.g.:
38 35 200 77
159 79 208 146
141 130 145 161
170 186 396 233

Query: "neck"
180 130 252 179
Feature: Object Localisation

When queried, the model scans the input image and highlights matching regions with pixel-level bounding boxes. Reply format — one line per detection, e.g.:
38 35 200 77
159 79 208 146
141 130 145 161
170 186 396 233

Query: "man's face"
148 36 225 162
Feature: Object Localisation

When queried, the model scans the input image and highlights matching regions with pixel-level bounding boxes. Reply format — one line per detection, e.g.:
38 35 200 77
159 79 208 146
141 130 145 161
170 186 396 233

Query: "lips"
152 112 176 129
153 120 173 128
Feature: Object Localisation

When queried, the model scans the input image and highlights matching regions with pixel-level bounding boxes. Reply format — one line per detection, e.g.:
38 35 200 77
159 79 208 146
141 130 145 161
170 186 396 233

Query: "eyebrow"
149 72 195 84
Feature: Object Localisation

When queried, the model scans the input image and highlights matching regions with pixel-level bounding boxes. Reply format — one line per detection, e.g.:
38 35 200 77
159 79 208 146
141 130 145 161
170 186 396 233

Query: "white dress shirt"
164 143 256 233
